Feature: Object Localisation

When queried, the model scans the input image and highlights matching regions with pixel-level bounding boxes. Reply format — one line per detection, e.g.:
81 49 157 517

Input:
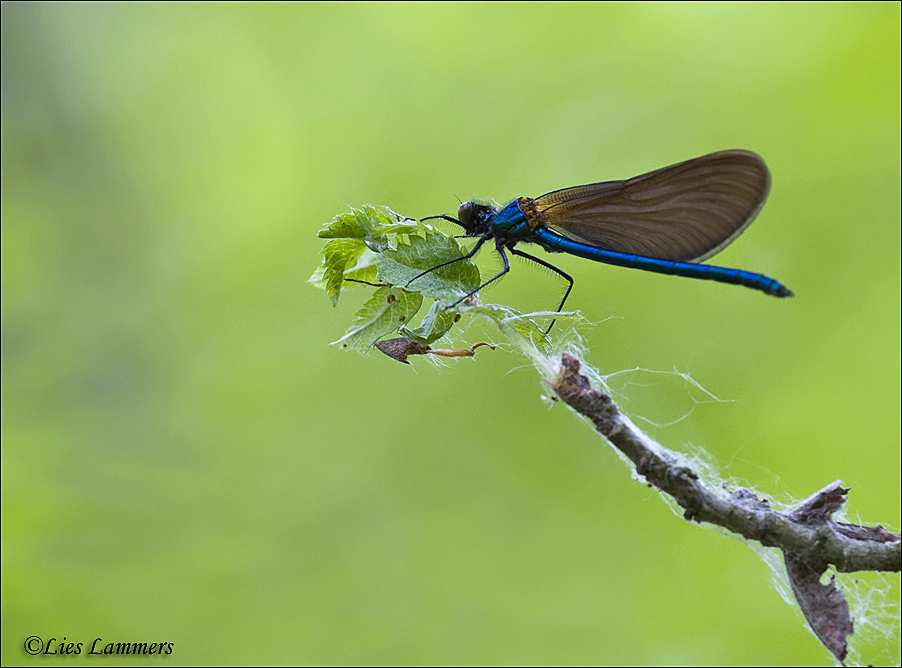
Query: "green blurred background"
2 3 899 665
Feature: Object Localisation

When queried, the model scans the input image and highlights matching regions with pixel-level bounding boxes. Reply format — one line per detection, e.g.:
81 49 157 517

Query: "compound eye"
457 202 474 227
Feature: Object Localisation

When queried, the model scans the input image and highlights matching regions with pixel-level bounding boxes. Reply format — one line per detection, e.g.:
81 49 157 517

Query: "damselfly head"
457 201 495 234
457 201 476 228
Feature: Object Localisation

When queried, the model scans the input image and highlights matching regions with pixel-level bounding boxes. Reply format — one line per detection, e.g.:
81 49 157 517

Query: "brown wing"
535 150 771 262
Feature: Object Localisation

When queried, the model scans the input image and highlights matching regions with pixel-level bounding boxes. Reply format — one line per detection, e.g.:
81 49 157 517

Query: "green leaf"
340 250 381 286
311 206 421 305
313 204 588 359
379 233 481 304
400 301 459 344
315 238 369 306
332 287 424 351
311 204 586 356
317 204 418 251
309 248 382 296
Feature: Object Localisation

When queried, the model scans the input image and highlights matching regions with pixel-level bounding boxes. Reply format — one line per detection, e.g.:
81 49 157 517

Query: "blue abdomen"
533 228 792 297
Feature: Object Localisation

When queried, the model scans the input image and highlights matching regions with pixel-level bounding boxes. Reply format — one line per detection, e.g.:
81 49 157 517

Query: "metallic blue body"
490 201 534 238
532 227 788 295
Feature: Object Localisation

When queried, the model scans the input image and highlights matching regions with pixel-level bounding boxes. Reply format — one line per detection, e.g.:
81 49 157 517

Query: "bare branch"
551 353 900 663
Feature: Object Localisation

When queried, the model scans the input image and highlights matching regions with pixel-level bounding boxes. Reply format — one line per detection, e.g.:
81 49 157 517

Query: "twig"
551 353 900 663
